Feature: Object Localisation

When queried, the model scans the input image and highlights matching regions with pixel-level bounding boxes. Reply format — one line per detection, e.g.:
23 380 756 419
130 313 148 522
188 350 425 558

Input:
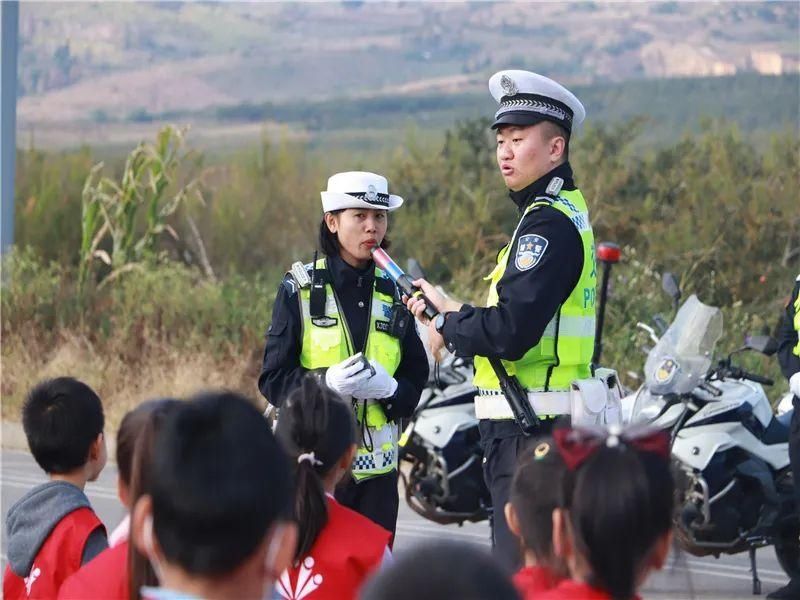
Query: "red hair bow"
552 424 670 471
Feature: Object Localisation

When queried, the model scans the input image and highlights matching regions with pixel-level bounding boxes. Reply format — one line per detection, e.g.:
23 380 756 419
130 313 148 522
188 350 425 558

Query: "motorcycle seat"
762 412 792 445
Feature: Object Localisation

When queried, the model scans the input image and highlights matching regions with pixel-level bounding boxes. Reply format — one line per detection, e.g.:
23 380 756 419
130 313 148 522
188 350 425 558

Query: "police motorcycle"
397 243 624 527
628 275 799 594
397 259 490 525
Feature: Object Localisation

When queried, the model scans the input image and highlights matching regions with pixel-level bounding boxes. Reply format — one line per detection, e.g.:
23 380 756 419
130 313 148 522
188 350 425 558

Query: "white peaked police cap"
320 171 404 213
488 70 586 131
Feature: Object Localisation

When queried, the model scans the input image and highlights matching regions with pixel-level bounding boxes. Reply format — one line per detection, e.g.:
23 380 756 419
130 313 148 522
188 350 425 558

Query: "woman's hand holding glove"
351 360 398 400
325 354 374 397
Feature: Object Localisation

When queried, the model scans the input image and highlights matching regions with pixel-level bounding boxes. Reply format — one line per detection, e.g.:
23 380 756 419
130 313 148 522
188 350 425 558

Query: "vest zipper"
330 278 376 453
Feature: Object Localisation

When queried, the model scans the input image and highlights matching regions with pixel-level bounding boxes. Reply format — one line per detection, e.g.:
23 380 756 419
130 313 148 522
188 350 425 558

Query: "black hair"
117 398 177 488
360 540 520 600
125 398 181 600
560 444 674 600
539 120 570 162
275 375 357 560
149 391 292 576
318 210 391 257
509 436 566 567
22 377 105 474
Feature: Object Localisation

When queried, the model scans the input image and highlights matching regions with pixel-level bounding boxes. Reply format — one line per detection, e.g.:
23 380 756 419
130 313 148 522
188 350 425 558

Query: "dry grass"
1 328 263 431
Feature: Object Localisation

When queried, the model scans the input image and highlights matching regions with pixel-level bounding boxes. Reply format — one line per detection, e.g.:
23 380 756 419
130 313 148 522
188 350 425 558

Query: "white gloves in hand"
790 372 800 398
351 359 398 400
325 354 373 397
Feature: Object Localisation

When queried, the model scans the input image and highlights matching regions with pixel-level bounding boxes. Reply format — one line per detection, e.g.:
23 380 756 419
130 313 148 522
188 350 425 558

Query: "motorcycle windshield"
644 294 723 395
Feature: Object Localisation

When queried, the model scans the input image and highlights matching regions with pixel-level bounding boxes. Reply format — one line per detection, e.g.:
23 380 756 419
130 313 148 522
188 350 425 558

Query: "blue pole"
1 0 19 255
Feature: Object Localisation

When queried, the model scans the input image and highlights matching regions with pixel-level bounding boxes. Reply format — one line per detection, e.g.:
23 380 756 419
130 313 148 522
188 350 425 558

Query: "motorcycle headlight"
631 388 666 424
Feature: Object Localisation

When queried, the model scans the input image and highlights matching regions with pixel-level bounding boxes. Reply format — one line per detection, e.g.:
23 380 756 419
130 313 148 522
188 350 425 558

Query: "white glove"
324 354 373 397
351 359 398 400
790 372 800 398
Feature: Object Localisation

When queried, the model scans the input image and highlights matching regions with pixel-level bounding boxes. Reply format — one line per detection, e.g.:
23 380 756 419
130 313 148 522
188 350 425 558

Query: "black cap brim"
490 111 547 130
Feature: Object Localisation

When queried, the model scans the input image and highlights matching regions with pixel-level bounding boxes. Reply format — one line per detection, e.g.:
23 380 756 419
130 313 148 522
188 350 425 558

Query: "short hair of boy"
361 541 520 600
22 377 105 474
150 391 292 575
509 436 566 562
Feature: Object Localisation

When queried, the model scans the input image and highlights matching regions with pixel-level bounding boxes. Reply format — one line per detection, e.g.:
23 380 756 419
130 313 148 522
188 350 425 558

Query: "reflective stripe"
474 391 571 420
352 423 397 478
541 314 596 339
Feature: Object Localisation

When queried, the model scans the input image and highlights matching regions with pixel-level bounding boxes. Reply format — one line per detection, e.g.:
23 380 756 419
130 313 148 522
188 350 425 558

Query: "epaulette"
528 176 565 210
289 261 312 289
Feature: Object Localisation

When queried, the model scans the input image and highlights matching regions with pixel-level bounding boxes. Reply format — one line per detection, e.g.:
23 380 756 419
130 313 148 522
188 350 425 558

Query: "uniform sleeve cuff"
442 305 475 355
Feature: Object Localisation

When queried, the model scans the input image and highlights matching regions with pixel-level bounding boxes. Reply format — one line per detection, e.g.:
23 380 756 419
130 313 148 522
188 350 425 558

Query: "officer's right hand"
324 354 373 397
403 279 447 323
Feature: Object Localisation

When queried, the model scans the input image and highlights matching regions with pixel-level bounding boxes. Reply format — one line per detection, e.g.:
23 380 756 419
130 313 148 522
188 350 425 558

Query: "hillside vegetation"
18 73 800 156
3 119 798 425
18 2 799 124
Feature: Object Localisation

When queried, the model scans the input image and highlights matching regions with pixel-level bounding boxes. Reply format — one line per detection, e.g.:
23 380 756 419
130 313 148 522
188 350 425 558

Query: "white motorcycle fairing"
673 422 789 472
691 379 773 429
411 396 478 449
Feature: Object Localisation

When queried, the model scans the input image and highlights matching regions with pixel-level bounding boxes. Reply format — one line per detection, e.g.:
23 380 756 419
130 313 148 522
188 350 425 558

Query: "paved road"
2 449 791 598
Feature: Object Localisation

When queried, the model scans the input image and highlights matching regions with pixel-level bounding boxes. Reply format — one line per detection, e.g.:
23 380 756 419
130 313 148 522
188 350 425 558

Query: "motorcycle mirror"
744 335 779 357
661 272 681 303
407 258 427 281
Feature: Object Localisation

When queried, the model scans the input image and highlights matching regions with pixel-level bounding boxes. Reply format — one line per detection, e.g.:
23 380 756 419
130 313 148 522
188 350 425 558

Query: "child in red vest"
274 376 392 600
58 399 179 600
505 437 568 598
129 391 297 600
539 425 674 600
4 377 108 600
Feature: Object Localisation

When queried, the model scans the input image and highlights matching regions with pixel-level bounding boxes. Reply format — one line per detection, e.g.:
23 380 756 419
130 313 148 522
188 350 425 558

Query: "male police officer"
769 274 800 599
405 70 596 568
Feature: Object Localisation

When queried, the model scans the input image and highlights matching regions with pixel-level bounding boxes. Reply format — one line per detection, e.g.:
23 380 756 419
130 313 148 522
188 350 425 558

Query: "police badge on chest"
311 316 338 328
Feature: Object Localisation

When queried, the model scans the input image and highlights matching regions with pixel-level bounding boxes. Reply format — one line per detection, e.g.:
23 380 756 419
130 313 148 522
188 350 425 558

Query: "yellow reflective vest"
296 258 401 481
473 188 596 396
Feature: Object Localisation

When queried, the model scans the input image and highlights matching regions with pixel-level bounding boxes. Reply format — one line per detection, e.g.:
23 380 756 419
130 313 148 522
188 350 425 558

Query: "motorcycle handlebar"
718 365 774 386
741 371 774 386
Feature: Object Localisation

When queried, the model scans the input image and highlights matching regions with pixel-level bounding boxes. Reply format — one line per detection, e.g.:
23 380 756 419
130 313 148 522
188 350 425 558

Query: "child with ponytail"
275 375 391 600
506 437 568 598
540 424 675 600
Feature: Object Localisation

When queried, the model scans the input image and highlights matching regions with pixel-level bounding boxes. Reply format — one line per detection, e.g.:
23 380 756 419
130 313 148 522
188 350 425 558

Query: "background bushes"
3 118 797 424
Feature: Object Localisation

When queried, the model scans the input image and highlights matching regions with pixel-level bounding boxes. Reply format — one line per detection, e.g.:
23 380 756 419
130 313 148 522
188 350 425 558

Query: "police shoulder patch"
515 234 549 271
281 276 298 296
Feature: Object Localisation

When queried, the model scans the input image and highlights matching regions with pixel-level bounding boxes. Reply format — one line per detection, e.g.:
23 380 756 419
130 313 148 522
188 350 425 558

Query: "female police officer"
259 171 428 537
